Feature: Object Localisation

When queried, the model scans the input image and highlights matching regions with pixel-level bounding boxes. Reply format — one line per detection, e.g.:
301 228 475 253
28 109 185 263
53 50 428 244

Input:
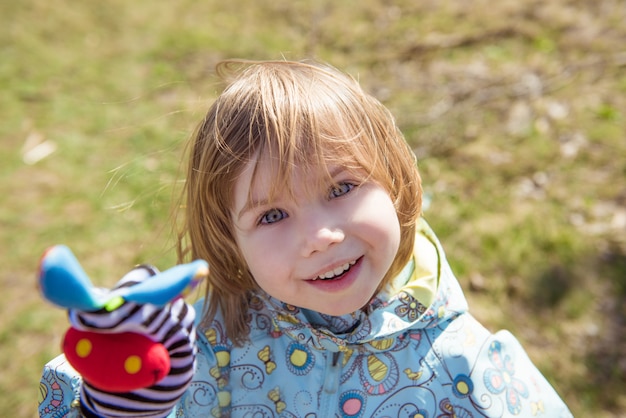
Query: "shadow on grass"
529 263 575 308
584 241 626 413
540 241 626 413
523 237 626 414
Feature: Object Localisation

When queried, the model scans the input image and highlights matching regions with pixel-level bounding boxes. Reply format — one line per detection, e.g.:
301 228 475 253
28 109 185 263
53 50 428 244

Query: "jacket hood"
257 218 469 353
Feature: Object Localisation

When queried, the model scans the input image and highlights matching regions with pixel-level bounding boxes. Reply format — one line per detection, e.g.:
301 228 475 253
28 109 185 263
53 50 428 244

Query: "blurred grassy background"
2 0 625 416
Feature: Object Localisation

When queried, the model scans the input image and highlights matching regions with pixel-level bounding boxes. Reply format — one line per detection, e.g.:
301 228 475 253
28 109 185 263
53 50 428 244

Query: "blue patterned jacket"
40 219 572 417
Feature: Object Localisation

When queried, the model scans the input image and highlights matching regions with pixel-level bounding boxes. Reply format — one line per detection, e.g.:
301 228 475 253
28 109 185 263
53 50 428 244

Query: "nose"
299 210 344 257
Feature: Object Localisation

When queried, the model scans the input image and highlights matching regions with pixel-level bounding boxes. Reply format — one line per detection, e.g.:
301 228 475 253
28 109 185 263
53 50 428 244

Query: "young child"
39 60 572 417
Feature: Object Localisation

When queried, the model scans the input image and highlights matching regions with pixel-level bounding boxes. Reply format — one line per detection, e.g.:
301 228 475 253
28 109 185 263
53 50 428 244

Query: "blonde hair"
178 60 422 345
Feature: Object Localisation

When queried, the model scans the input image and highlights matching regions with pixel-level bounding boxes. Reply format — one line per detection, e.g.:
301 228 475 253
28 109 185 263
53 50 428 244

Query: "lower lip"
306 257 363 292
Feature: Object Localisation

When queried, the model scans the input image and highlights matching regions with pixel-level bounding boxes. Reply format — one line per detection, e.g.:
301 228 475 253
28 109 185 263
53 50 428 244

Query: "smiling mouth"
310 258 359 281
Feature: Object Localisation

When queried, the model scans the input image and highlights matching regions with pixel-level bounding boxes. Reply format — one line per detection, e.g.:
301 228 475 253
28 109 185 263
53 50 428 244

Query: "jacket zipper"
320 351 342 415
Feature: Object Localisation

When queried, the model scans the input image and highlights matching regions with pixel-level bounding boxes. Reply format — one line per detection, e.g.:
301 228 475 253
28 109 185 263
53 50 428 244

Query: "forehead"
233 151 333 207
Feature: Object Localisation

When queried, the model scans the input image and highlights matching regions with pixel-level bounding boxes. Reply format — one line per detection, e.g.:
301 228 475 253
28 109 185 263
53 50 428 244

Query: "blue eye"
260 208 287 225
329 182 355 199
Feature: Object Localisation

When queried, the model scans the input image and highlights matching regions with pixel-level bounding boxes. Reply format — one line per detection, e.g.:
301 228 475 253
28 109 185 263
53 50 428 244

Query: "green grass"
2 0 625 416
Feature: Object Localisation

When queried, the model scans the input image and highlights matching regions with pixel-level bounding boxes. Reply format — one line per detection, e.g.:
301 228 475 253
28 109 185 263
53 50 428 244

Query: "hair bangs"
246 90 386 208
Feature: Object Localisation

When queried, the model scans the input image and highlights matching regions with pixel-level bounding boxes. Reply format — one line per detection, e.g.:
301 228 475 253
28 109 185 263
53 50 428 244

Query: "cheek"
238 234 284 284
381 210 402 256
360 189 401 234
365 193 402 261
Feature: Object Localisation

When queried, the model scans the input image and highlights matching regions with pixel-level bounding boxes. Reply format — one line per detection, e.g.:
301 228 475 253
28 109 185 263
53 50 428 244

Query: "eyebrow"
236 196 270 222
235 166 349 222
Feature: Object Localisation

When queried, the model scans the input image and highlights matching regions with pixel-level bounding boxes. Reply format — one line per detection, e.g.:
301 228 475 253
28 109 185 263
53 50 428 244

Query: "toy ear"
38 245 107 311
39 245 208 311
117 259 208 306
63 328 170 393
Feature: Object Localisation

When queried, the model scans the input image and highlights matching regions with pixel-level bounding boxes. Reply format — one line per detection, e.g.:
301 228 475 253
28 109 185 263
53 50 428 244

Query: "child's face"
232 154 401 316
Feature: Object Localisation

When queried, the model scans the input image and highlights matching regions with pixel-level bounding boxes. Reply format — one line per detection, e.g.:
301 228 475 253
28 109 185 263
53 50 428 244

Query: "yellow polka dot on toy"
76 338 92 358
124 355 142 375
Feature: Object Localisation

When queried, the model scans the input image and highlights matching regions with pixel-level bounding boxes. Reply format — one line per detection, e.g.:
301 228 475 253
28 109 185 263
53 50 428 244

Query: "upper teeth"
315 260 356 280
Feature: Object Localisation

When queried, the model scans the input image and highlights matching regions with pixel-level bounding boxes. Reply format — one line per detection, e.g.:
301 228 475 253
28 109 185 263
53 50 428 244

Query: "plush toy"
38 245 208 393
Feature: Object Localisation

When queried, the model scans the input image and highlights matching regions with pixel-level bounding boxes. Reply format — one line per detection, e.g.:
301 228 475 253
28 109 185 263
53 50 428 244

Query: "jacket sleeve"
39 354 82 417
431 313 573 418
39 268 198 418
484 328 572 417
172 299 224 417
